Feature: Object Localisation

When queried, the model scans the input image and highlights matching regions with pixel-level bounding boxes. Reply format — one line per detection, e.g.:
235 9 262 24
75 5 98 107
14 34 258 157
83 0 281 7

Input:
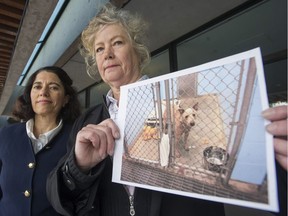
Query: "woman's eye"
114 40 123 46
50 86 59 90
96 47 104 53
33 85 41 89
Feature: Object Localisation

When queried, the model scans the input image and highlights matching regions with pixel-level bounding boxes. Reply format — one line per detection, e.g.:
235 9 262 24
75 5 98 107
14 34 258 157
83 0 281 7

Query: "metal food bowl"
203 146 229 173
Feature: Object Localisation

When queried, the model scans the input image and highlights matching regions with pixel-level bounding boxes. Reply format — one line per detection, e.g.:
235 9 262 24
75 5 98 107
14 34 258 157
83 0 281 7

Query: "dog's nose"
190 122 195 126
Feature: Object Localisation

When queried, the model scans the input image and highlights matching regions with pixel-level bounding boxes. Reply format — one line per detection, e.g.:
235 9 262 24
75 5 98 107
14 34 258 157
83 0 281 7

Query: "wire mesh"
121 58 268 203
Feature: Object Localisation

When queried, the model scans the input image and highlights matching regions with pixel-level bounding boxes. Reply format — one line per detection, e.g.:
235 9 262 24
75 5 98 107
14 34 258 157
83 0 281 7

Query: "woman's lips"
37 100 52 104
105 64 119 70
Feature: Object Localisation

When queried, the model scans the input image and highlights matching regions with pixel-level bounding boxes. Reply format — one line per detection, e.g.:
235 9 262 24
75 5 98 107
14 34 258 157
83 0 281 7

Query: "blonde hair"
80 3 150 79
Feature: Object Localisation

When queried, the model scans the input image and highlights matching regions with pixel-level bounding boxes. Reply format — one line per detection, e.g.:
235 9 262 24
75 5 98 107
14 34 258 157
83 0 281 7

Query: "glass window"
264 59 287 104
77 90 86 111
143 50 170 78
177 0 286 70
89 82 110 107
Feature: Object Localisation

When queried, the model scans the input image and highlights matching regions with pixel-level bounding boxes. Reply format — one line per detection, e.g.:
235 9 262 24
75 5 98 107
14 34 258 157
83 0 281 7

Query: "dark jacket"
0 122 72 216
47 104 225 216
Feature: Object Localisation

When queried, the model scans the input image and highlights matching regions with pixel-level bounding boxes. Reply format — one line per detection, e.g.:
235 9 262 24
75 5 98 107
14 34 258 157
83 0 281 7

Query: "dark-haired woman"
0 66 81 215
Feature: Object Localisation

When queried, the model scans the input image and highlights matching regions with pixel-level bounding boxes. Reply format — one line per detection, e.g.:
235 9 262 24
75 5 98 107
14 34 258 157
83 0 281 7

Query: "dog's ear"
174 99 181 108
178 108 185 114
193 102 199 111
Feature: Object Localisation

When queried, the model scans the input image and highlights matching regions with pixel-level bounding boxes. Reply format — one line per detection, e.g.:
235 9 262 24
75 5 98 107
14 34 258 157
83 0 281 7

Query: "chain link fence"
121 57 268 203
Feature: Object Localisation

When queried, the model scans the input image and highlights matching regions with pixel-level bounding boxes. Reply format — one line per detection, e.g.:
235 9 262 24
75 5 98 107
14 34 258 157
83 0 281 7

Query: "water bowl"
203 146 229 172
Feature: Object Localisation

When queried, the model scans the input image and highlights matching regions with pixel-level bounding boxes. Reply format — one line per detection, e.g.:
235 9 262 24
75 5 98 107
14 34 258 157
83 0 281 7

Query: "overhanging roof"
0 0 26 98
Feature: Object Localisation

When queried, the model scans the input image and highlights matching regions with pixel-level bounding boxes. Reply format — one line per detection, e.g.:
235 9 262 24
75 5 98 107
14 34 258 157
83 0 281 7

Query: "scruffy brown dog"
163 101 198 157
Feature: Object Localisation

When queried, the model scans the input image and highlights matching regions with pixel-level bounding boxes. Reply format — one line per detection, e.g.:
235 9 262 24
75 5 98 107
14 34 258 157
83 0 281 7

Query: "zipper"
129 195 135 216
125 186 136 216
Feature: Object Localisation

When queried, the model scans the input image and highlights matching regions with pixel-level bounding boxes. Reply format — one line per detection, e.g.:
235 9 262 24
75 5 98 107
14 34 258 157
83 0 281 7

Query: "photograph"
113 48 278 212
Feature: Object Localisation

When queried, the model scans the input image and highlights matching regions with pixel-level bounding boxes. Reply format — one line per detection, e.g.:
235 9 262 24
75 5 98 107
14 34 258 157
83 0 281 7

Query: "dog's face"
178 103 198 127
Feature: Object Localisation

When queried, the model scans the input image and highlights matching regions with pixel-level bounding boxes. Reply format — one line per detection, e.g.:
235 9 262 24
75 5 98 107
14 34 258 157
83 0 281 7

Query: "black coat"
0 122 72 216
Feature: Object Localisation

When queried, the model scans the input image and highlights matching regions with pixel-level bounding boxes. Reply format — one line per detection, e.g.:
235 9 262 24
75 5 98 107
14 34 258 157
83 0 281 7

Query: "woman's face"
94 24 140 88
30 71 69 119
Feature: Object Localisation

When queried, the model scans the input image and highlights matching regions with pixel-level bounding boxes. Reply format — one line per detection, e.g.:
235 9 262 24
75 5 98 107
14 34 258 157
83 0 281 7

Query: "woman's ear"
63 95 70 107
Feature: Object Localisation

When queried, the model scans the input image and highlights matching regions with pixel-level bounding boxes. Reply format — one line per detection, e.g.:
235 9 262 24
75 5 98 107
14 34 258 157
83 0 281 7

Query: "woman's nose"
104 47 114 60
39 87 49 96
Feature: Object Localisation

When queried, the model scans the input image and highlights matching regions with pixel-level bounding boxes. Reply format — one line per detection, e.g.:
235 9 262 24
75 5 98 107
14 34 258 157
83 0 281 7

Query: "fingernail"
266 123 276 133
262 108 274 118
109 149 114 156
115 132 120 139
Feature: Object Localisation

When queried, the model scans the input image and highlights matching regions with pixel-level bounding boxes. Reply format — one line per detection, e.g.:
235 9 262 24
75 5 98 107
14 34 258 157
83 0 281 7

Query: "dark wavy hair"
12 66 81 123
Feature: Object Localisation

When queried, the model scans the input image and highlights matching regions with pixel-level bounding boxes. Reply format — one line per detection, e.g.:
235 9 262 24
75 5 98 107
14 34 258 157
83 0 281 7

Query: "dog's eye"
193 114 196 117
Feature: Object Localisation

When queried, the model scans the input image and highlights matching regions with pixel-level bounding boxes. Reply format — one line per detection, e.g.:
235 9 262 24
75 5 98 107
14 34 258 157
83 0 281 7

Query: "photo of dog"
117 50 275 211
163 101 198 157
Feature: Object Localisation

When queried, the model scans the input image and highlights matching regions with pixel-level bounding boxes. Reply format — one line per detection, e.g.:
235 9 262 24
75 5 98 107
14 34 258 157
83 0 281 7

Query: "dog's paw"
175 149 181 158
184 145 196 151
